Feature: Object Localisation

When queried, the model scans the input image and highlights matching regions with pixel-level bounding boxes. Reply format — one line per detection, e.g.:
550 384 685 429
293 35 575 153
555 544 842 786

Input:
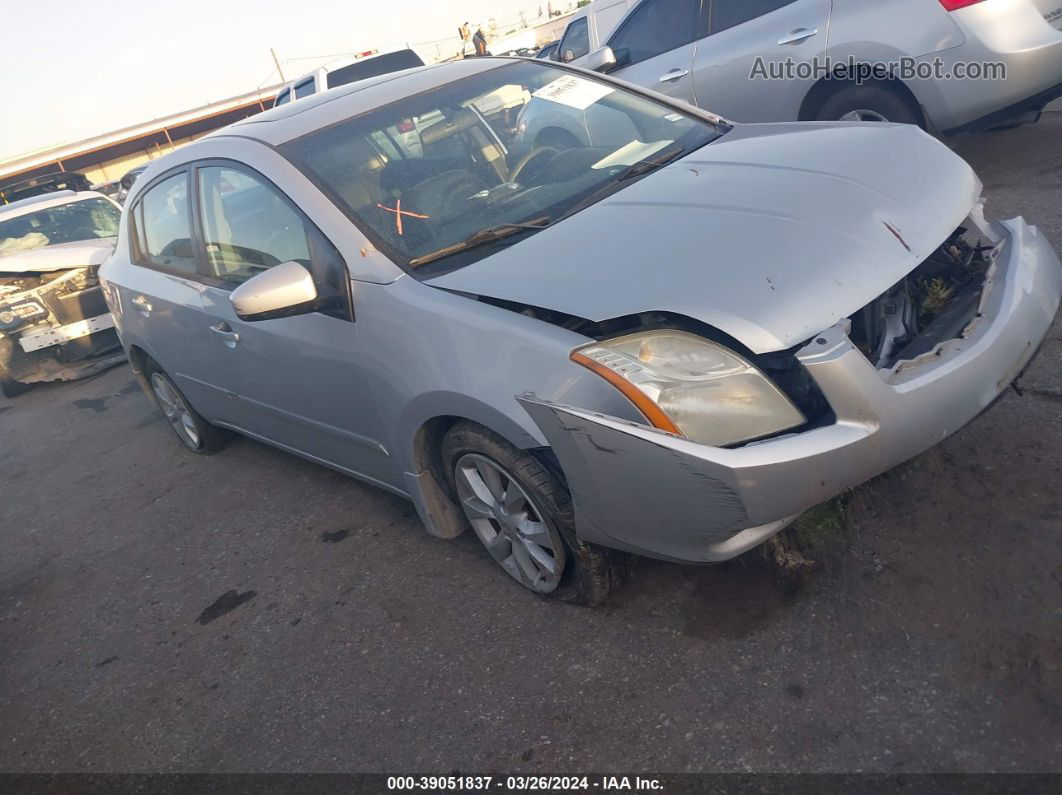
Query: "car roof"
220 58 515 147
0 190 109 220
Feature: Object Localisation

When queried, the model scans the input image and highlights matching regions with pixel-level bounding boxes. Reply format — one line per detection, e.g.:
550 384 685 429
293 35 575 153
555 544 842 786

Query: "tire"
816 84 923 127
0 343 31 399
441 421 630 606
144 361 231 455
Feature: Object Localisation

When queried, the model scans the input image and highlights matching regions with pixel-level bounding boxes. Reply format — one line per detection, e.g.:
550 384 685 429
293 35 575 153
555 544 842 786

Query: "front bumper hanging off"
520 216 1062 564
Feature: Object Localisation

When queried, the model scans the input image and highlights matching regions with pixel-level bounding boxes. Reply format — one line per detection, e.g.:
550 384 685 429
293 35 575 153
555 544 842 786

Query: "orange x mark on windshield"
376 200 430 236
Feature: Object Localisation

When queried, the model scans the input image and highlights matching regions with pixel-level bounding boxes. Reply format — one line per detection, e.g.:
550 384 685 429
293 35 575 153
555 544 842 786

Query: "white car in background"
0 191 124 397
274 48 425 106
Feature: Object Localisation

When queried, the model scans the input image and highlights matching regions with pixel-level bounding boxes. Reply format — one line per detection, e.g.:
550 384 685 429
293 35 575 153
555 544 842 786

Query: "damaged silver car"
100 59 1062 603
0 191 125 397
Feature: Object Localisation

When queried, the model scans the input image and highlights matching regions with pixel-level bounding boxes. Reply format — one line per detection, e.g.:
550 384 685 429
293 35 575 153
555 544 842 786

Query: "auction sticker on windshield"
532 75 614 110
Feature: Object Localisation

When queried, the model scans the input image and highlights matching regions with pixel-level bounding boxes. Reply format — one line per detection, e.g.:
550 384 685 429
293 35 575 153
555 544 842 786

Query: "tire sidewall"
818 85 922 127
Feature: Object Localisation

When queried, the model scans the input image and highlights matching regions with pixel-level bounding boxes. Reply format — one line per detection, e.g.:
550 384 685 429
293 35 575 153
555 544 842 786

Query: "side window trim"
188 158 354 321
128 167 210 281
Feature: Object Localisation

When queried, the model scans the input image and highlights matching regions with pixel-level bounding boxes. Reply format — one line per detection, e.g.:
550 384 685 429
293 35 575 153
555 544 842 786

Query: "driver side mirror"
585 46 618 73
561 48 576 63
230 260 319 322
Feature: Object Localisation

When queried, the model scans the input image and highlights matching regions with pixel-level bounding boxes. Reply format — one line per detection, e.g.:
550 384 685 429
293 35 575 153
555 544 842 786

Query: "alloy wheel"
454 453 566 593
150 372 201 449
840 109 889 122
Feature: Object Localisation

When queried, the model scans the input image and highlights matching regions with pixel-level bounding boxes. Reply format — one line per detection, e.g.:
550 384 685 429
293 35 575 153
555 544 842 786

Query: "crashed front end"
0 266 123 393
520 209 1062 564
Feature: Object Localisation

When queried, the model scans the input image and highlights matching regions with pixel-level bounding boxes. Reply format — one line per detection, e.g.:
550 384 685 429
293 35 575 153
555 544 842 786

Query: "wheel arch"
402 403 556 542
798 75 927 127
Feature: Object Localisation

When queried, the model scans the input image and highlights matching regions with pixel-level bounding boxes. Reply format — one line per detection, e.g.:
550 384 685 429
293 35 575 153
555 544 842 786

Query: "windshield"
0 198 121 259
281 61 723 274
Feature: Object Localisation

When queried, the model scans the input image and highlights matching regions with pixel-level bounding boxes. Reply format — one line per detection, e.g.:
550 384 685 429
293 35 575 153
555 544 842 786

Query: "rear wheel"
441 421 630 605
145 362 231 454
816 84 923 127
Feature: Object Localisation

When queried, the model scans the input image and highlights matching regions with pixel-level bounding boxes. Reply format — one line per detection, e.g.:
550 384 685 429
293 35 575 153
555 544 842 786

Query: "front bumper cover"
519 216 1062 564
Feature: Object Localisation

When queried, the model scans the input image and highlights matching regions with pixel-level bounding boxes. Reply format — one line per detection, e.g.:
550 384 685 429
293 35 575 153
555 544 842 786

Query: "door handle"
209 322 240 349
658 68 690 83
778 27 818 45
131 295 152 316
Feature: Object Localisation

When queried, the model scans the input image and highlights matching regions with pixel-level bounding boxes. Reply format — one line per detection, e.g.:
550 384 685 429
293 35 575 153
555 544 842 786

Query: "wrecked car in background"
0 190 125 397
100 59 1062 604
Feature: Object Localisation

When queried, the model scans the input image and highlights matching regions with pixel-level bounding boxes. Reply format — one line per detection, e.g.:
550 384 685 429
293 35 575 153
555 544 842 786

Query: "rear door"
191 161 394 485
691 0 832 121
116 170 228 420
607 0 705 104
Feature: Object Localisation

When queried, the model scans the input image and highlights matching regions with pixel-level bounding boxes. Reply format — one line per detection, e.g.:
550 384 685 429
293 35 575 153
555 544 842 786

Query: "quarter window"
609 0 701 67
709 0 797 35
137 172 198 275
197 166 312 286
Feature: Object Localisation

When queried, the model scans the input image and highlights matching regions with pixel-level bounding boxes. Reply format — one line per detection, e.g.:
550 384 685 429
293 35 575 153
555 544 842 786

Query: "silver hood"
427 122 981 354
0 238 116 275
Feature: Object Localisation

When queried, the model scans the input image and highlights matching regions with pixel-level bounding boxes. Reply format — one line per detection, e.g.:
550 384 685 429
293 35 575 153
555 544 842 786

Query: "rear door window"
136 172 199 275
709 0 798 34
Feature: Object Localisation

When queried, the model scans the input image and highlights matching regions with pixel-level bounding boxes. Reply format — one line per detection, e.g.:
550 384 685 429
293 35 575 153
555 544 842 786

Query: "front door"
191 163 395 486
691 0 832 122
608 0 705 104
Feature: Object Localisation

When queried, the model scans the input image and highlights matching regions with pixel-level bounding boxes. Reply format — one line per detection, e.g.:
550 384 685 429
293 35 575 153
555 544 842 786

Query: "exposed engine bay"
0 266 123 396
849 227 993 370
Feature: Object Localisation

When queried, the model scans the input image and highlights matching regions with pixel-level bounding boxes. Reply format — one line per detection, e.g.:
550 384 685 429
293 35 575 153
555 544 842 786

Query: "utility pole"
270 48 286 84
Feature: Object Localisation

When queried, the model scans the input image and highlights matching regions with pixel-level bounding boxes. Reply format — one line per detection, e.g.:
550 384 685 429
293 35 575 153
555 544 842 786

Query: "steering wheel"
509 147 559 185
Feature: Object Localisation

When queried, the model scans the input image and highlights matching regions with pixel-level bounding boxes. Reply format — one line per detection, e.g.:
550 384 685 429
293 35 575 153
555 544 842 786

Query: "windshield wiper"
408 217 551 268
614 144 689 182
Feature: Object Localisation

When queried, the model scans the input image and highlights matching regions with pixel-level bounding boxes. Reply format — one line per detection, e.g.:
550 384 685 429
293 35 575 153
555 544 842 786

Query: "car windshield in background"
0 198 121 259
281 61 723 273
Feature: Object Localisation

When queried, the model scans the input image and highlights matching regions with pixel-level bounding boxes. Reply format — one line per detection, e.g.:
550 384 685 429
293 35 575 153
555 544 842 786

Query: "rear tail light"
938 0 987 10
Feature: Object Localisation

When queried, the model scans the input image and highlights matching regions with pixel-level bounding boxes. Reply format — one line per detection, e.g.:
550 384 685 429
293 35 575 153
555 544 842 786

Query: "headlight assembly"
572 330 805 447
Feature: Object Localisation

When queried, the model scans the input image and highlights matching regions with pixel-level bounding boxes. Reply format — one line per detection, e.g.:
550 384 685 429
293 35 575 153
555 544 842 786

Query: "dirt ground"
1 115 1060 774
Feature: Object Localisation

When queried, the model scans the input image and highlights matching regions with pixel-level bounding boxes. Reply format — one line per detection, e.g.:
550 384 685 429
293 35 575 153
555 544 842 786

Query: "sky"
1 0 568 163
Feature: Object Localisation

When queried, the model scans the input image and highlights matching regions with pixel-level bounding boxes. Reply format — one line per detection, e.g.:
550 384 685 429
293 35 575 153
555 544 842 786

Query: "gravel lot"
2 116 1060 774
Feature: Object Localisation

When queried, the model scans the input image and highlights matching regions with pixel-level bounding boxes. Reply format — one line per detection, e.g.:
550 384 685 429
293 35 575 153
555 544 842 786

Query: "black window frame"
607 0 706 68
128 159 353 322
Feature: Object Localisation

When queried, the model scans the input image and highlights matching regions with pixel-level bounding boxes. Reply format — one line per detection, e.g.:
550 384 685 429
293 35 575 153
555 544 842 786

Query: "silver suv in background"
557 0 1062 134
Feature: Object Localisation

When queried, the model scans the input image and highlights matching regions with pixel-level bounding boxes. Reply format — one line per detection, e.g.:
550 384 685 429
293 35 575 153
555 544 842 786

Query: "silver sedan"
100 58 1062 604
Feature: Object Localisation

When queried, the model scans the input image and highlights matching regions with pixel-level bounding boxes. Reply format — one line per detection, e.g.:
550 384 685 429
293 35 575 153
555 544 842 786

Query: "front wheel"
441 421 630 605
145 363 231 454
